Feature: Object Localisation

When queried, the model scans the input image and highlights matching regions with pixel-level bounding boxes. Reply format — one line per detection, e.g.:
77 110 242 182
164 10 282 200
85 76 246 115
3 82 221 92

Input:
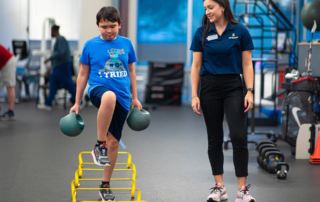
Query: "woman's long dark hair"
202 0 238 48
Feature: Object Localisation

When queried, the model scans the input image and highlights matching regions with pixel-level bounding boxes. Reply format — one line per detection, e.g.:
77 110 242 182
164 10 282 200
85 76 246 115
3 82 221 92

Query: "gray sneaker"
91 143 110 166
0 110 15 121
37 104 52 111
235 184 256 202
99 183 115 201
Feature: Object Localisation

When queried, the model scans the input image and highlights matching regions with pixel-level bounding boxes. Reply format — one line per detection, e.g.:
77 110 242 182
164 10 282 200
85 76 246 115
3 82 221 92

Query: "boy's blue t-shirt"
79 35 137 111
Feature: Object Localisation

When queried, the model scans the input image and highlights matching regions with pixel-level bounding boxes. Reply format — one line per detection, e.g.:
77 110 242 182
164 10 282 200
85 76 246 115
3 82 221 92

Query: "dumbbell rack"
71 151 148 202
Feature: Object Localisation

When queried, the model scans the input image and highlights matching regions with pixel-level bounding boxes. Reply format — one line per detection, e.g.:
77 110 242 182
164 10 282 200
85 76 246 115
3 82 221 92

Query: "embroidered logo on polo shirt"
229 33 238 39
207 34 218 41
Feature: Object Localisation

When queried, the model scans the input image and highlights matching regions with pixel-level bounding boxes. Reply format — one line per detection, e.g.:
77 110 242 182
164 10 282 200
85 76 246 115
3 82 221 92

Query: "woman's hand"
131 98 142 110
191 96 201 116
70 104 80 116
244 92 254 113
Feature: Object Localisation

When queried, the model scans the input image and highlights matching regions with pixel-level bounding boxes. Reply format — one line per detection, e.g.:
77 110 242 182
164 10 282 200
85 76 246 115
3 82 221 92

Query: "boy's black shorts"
90 86 129 141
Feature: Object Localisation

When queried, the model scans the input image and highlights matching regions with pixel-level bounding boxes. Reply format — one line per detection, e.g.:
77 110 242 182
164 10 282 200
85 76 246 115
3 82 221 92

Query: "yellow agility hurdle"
71 180 148 202
74 163 137 198
78 151 132 177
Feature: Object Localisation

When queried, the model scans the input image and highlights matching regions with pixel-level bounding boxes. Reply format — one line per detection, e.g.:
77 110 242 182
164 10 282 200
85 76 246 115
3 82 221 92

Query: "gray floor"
1 102 320 202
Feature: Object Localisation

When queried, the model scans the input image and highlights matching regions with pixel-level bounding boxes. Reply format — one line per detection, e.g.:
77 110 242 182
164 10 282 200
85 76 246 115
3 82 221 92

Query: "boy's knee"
107 138 119 150
101 91 116 106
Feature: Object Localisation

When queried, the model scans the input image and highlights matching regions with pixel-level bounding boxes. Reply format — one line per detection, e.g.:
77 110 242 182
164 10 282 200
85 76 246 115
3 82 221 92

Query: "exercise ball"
60 112 85 137
301 0 320 31
127 107 151 131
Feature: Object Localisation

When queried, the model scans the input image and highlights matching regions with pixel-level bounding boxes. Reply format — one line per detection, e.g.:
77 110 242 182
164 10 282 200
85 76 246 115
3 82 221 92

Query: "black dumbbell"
266 151 285 173
276 162 289 179
258 147 280 167
256 141 277 151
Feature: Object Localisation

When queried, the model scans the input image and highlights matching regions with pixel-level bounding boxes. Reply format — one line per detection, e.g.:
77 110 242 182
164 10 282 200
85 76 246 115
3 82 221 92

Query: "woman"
190 0 255 202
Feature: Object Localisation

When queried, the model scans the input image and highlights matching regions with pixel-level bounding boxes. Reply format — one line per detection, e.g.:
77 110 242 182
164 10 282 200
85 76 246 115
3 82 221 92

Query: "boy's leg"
91 91 116 167
97 92 116 141
103 132 119 182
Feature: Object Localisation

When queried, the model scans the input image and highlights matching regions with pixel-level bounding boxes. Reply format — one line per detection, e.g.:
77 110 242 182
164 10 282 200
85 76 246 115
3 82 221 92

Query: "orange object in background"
310 131 320 164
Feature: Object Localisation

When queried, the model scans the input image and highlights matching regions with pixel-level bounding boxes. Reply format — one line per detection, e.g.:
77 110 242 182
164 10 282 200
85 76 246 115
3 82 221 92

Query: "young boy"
70 6 142 201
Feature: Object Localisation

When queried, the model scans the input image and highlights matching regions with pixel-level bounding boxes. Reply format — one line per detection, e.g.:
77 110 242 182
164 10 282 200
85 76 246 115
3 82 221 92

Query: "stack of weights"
145 62 184 106
256 141 290 179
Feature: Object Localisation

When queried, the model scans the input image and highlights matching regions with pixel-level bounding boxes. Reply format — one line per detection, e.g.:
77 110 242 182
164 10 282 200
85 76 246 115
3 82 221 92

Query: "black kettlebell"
257 144 274 165
258 147 280 167
256 141 277 151
263 151 284 170
266 151 285 173
256 144 277 166
258 144 277 156
276 162 289 179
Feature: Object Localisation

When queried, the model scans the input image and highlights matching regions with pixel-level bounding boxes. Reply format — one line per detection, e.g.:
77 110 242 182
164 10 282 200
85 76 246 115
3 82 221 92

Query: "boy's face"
98 19 122 41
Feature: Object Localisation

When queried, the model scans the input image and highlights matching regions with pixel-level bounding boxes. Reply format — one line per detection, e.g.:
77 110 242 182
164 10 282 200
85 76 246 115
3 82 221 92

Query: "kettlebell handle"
256 141 276 149
261 148 280 159
265 151 285 162
133 106 148 114
276 162 290 172
258 144 277 156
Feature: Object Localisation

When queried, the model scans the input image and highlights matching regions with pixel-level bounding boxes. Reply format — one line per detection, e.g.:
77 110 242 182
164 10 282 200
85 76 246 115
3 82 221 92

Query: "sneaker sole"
207 194 228 202
99 192 115 201
235 199 255 202
91 150 111 167
207 199 220 202
0 117 15 121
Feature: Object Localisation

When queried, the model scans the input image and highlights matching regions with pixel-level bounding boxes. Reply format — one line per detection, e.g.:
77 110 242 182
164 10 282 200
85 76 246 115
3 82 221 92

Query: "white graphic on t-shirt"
99 48 127 78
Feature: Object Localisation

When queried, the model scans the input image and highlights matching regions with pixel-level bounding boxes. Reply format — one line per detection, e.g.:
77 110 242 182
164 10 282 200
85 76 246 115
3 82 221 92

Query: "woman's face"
203 0 225 23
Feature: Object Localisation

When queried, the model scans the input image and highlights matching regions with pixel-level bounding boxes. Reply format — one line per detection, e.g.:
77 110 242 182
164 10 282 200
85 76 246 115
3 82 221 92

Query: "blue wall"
137 0 188 43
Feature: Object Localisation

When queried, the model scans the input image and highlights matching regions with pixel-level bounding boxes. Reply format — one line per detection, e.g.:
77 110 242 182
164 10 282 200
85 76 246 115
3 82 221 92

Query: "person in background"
37 25 78 110
0 44 17 120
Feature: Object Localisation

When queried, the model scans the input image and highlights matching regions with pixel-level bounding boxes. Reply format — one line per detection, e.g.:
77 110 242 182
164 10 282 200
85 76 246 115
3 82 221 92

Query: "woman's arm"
242 50 254 113
191 51 203 115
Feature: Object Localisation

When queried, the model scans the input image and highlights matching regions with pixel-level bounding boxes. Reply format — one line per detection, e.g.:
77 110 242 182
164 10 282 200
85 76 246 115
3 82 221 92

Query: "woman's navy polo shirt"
190 23 254 75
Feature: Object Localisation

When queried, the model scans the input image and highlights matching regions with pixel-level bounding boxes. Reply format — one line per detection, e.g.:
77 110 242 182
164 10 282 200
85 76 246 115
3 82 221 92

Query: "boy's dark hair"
51 25 60 31
96 6 121 25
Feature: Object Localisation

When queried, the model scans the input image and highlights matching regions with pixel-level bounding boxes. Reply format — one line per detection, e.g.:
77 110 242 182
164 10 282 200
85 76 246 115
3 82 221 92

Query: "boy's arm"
128 63 142 110
70 62 90 114
128 63 137 99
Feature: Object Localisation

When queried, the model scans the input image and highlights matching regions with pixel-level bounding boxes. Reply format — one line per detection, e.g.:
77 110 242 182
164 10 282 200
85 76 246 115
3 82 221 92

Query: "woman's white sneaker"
207 183 228 202
235 184 256 202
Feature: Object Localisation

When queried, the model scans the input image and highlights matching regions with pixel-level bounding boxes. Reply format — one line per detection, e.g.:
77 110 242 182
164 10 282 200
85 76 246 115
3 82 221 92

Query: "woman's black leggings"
200 74 248 177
